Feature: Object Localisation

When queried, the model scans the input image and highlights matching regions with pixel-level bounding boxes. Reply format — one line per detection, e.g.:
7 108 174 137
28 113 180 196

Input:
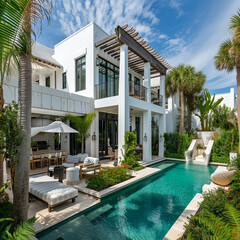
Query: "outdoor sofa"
29 174 78 212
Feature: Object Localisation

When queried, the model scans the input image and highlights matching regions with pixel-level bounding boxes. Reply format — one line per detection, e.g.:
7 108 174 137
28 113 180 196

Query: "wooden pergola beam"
115 26 167 75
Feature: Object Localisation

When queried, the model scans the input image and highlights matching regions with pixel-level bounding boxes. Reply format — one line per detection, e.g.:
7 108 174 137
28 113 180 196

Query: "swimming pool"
37 161 216 240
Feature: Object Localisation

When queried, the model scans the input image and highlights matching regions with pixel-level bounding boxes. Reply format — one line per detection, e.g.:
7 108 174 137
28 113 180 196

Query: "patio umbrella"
31 120 78 137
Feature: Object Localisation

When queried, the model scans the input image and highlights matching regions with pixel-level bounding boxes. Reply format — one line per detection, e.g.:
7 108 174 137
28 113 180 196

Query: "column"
143 110 152 161
159 114 164 158
118 44 129 162
144 62 151 102
90 111 99 158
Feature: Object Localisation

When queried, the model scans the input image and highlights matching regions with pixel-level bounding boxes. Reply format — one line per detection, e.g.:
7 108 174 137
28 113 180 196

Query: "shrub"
181 159 240 239
120 131 141 169
211 129 239 163
86 166 131 191
164 132 193 159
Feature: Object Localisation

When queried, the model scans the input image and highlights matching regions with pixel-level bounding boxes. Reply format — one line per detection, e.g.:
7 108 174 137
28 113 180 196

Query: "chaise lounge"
29 174 78 212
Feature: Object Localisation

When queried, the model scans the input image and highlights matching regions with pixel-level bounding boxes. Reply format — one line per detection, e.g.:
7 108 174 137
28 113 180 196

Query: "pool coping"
163 193 203 240
70 167 161 198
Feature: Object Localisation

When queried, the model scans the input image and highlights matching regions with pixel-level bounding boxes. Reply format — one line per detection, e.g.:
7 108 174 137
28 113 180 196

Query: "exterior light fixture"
96 57 100 66
92 132 96 141
159 134 163 141
143 133 147 141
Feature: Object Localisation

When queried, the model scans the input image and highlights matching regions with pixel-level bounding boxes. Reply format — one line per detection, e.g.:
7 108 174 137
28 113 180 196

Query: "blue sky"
37 0 240 94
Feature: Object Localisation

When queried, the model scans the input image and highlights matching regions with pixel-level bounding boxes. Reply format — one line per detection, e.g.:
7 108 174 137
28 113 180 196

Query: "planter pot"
230 152 238 164
197 131 215 146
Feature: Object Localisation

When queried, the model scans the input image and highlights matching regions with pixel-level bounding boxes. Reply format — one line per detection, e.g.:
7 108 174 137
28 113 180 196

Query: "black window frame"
75 56 86 91
98 57 119 98
62 72 67 89
45 76 50 87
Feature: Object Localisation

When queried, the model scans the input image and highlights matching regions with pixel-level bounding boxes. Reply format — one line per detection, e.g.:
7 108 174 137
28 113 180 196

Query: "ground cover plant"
86 165 131 191
180 157 240 239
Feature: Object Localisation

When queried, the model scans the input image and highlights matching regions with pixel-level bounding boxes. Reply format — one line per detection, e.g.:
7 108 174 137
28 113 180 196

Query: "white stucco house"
4 22 171 162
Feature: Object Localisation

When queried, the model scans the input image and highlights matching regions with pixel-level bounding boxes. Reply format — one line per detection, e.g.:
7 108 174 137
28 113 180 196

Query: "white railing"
3 77 93 115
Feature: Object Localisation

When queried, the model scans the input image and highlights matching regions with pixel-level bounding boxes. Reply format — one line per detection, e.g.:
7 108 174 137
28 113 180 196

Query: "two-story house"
4 22 171 162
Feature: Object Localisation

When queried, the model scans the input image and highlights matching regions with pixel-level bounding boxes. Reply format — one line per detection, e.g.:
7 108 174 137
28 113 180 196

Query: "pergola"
95 24 171 76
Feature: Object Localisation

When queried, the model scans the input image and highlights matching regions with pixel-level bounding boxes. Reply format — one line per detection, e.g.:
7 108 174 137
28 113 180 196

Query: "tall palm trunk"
179 90 184 135
13 14 32 225
0 86 4 187
236 66 240 153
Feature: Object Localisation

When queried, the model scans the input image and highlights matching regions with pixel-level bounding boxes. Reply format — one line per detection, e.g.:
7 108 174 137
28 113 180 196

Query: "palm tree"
214 9 240 152
166 64 194 134
0 0 52 225
66 113 96 154
185 69 206 130
0 0 34 190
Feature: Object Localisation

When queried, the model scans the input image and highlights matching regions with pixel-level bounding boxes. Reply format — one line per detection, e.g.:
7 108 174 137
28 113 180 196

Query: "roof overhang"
95 25 171 76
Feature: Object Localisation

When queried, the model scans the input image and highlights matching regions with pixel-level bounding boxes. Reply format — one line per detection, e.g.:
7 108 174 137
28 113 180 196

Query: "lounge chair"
29 174 78 212
77 157 101 180
62 154 88 168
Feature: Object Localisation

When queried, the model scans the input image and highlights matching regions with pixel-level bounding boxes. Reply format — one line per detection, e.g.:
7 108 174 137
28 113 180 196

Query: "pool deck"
29 166 161 234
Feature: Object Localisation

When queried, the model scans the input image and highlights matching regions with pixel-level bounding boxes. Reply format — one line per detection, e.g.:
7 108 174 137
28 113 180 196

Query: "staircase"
185 139 214 165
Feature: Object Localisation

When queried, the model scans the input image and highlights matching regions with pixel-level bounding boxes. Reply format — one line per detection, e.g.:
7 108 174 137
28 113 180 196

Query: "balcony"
151 89 163 107
129 81 147 101
95 79 119 99
95 79 147 102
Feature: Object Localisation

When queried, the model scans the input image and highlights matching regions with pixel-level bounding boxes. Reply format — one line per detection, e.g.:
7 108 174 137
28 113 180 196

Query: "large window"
76 56 86 91
45 76 50 87
97 57 119 98
62 72 67 89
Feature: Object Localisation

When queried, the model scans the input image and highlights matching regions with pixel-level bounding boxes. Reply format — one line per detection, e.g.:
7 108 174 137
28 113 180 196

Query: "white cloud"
169 0 184 17
164 0 240 90
159 34 168 40
52 0 158 39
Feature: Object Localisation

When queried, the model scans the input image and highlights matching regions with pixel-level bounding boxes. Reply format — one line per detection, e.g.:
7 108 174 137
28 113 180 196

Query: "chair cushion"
211 170 236 186
29 174 78 206
62 163 75 168
83 157 99 166
82 166 99 171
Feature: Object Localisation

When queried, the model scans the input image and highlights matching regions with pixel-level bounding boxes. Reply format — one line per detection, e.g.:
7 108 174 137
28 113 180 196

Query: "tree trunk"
179 90 185 135
13 53 32 224
236 66 240 153
187 105 192 130
13 10 32 224
0 86 4 187
81 135 84 154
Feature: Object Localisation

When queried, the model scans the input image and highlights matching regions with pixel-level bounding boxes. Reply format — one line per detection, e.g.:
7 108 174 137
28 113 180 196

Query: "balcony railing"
129 81 147 101
151 89 163 106
95 79 119 99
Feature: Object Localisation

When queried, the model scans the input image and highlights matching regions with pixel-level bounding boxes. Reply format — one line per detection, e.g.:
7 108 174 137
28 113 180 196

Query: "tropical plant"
166 65 206 133
0 0 33 194
185 69 206 130
166 65 189 135
120 131 141 169
0 0 52 225
214 9 240 152
212 105 237 130
211 129 239 163
0 216 36 240
0 102 23 187
66 112 96 154
194 89 223 131
197 204 240 239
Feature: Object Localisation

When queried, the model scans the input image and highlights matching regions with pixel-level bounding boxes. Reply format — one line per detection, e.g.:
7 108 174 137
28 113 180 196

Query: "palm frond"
229 9 240 39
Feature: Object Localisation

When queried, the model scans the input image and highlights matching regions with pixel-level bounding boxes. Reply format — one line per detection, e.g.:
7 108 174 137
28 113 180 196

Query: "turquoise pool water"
37 161 216 240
